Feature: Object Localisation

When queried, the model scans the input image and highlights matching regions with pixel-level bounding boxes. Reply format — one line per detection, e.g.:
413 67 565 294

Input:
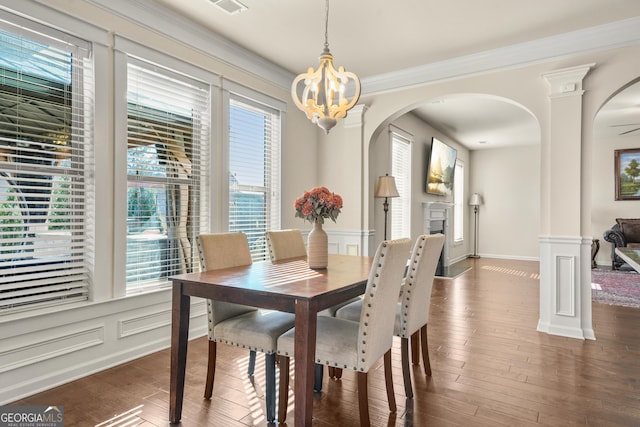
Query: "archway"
367 93 541 267
592 77 640 268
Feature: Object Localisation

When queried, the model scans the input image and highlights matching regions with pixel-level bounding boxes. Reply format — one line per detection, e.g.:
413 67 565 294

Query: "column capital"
343 104 368 128
541 63 595 98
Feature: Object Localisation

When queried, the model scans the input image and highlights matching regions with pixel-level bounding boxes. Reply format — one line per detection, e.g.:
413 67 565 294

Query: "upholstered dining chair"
335 234 445 398
266 228 363 388
266 229 307 261
276 238 412 425
197 232 296 423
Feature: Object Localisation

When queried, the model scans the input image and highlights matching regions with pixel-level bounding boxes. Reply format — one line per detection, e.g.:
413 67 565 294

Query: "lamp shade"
469 193 483 206
375 175 400 198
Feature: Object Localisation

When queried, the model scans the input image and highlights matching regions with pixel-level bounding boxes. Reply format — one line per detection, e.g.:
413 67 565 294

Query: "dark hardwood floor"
11 258 640 426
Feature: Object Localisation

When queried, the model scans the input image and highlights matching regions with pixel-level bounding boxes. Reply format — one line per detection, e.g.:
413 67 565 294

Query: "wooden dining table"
169 253 373 426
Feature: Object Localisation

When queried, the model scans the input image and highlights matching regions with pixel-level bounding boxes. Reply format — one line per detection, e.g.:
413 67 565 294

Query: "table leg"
294 299 317 427
170 282 191 424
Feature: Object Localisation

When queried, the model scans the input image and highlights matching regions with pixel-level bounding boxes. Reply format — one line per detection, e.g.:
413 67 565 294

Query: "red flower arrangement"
294 186 343 224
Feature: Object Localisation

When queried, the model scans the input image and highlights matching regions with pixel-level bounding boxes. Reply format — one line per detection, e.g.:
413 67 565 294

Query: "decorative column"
343 104 376 256
538 64 595 340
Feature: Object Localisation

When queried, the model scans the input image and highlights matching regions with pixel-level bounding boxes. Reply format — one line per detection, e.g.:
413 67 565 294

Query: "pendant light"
291 0 361 134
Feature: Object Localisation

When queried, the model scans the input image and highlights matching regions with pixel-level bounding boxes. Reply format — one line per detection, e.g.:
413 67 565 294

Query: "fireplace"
423 202 452 276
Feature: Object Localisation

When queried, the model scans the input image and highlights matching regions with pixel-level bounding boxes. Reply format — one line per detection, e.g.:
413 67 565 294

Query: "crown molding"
37 1 640 97
85 0 295 89
361 16 640 96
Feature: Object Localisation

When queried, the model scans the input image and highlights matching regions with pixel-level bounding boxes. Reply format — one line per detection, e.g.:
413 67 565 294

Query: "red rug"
591 269 640 308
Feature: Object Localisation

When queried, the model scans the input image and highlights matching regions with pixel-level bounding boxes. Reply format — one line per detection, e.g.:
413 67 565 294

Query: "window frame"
454 159 465 244
390 126 412 240
0 17 95 315
113 37 216 297
221 80 285 261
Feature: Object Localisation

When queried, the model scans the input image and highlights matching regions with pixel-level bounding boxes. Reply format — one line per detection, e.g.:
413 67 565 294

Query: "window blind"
454 160 464 242
391 132 411 240
228 96 281 261
0 23 94 314
126 61 210 294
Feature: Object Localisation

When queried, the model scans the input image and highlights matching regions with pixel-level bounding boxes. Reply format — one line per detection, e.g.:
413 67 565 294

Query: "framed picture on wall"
615 148 640 200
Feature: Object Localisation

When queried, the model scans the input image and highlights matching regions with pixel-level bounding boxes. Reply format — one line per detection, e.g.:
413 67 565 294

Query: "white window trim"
113 41 218 297
220 79 285 235
0 15 97 315
390 125 412 240
454 159 465 244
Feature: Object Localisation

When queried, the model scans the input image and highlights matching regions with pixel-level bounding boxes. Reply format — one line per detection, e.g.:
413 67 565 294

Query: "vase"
307 220 328 269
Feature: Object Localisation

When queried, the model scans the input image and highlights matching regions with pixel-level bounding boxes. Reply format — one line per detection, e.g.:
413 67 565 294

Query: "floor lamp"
374 174 399 240
469 193 483 258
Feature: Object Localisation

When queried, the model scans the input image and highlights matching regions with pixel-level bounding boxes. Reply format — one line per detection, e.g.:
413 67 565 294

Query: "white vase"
307 220 328 269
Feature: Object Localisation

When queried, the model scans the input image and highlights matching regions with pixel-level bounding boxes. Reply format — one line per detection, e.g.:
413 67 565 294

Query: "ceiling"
151 0 640 149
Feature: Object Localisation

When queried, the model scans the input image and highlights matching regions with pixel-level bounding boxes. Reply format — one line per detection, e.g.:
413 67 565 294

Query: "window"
454 160 464 243
227 91 282 261
125 60 210 294
0 22 94 313
390 128 411 239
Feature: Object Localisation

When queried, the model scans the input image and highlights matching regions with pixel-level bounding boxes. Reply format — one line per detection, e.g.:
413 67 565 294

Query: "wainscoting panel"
555 255 576 316
538 235 594 340
0 325 105 374
118 300 206 339
0 290 207 404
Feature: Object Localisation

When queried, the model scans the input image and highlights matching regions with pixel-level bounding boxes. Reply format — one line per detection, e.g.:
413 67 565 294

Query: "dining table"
169 253 373 426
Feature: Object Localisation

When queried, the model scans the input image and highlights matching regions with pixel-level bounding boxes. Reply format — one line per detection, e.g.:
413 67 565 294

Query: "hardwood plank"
10 258 640 426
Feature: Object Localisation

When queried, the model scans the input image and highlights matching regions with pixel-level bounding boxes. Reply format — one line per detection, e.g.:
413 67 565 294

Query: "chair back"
197 232 253 270
266 229 307 261
398 234 445 338
356 238 412 371
196 232 256 332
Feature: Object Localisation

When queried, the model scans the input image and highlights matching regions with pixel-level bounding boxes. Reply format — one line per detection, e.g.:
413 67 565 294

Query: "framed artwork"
615 148 640 200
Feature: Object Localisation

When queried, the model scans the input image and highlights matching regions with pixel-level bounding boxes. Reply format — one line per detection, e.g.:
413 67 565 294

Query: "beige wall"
321 45 640 264
470 145 540 259
369 113 471 261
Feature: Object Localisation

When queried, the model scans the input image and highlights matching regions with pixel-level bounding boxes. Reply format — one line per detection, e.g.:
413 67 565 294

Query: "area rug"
591 268 640 308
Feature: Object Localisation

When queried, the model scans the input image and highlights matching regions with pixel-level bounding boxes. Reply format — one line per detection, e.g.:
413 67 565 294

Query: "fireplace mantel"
423 202 453 269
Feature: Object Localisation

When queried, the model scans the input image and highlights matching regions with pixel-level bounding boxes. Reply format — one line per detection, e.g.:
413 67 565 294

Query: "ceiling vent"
209 0 248 15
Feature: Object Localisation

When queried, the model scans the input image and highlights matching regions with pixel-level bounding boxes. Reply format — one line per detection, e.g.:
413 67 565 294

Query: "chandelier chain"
324 0 329 50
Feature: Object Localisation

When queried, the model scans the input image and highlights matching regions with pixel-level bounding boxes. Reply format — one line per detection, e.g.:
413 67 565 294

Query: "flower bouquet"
294 186 343 224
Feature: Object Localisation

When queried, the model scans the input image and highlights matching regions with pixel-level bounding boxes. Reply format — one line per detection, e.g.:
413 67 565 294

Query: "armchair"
603 218 640 269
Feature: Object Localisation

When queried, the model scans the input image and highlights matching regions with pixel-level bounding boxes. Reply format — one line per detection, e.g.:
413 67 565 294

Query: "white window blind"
126 61 210 294
0 22 94 314
228 96 281 261
454 160 464 242
391 130 411 240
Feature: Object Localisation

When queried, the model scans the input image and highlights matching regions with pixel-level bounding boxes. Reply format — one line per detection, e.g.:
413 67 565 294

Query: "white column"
538 64 595 340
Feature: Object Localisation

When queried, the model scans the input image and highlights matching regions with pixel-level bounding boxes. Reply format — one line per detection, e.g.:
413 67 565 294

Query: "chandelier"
291 0 361 134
